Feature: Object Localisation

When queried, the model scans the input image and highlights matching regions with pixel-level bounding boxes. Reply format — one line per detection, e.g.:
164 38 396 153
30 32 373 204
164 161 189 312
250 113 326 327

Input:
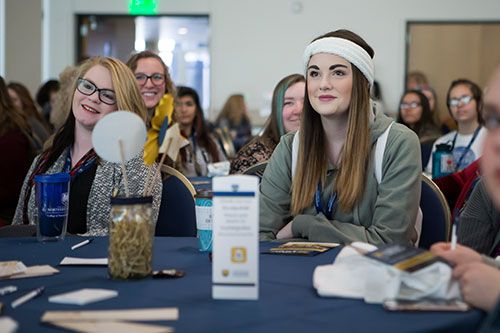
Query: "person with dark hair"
35 79 60 125
259 30 421 244
0 76 32 225
126 50 176 164
425 79 487 174
230 74 305 174
8 82 52 151
13 57 162 236
398 90 441 168
173 86 226 177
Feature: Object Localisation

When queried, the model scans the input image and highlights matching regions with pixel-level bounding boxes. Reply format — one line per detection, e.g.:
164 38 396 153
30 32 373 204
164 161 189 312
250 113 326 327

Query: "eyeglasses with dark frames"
76 78 117 105
449 95 473 108
134 73 166 86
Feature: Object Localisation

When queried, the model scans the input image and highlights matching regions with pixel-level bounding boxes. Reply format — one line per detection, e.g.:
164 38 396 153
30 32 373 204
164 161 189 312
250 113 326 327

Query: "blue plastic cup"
34 172 70 242
195 190 213 252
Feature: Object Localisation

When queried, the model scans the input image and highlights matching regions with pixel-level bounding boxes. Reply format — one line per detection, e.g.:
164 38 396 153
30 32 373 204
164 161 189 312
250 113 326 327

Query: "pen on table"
451 224 457 250
11 286 45 309
71 239 93 250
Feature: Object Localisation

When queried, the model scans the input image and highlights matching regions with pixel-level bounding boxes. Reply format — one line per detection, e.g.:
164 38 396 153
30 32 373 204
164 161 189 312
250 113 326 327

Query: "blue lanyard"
451 126 481 171
64 149 97 179
314 183 337 220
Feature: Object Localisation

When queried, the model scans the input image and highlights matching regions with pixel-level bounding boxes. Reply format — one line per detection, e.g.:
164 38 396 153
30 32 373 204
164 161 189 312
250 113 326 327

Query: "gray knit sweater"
458 179 500 256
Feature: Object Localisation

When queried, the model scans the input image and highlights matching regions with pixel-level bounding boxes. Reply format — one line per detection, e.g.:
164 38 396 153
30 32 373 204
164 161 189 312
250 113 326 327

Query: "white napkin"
313 243 461 304
49 288 118 305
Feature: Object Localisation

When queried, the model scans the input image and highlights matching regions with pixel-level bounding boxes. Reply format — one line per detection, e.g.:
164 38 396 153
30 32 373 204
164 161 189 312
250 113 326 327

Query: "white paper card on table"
49 288 118 305
0 317 18 333
6 265 59 279
59 257 108 266
48 320 174 333
212 175 259 300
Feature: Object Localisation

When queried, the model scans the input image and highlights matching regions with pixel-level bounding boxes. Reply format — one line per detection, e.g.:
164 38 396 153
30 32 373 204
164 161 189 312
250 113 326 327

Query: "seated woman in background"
397 90 441 168
259 29 421 245
36 79 59 127
174 86 226 177
13 57 162 236
230 74 305 174
0 76 31 226
126 51 176 164
215 94 252 152
8 82 52 153
419 85 450 134
425 79 487 174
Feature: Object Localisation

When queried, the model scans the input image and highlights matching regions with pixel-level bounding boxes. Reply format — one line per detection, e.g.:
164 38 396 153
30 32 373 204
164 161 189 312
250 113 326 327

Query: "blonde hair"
291 30 373 214
73 57 147 121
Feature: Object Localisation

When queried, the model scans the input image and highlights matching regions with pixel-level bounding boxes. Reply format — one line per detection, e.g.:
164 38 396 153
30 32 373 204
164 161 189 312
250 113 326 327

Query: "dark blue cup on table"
34 172 70 242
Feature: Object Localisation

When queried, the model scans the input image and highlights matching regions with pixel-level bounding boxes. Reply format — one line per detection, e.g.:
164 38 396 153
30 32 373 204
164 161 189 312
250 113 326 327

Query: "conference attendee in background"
425 79 487 174
127 50 176 165
0 76 31 226
8 82 52 152
259 29 421 245
397 90 441 168
36 79 60 127
406 70 429 90
174 86 226 177
13 57 162 236
419 85 450 134
215 94 252 152
230 74 305 174
51 65 79 131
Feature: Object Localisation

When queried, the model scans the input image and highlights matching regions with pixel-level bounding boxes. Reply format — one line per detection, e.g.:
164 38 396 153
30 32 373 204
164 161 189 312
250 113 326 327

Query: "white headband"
303 37 375 86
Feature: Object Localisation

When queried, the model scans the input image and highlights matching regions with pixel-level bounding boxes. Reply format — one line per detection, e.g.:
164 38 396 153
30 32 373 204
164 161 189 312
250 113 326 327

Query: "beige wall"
5 0 42 95
408 23 500 127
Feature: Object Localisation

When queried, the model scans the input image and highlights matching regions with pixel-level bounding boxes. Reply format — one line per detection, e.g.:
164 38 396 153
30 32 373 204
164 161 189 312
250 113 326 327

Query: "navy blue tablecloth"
0 237 484 332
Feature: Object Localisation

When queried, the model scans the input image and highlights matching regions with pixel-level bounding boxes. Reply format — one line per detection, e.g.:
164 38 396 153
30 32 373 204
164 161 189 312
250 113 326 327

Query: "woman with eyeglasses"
126 51 176 164
398 90 441 168
12 57 162 236
425 79 488 174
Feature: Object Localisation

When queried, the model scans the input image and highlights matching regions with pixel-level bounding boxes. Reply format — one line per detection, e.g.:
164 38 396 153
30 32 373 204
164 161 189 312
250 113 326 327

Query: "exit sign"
129 0 157 15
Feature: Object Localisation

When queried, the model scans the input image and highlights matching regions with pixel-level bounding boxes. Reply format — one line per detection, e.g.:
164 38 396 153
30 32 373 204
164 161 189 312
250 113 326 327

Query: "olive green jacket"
259 111 421 245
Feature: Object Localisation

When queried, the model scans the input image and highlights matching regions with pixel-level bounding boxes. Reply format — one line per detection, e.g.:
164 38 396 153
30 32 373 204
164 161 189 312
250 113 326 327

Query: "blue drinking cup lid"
34 172 70 183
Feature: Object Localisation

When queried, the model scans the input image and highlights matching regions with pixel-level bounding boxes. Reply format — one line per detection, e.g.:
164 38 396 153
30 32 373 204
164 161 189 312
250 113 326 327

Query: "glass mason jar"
108 196 154 279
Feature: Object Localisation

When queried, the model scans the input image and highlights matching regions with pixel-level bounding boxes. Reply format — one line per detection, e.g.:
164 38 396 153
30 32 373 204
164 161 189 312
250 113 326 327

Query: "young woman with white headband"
259 30 421 245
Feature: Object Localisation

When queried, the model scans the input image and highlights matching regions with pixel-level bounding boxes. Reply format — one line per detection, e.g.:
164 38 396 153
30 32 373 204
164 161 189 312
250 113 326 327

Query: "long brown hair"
216 94 250 126
262 74 305 144
291 29 374 214
7 82 52 132
0 76 31 137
